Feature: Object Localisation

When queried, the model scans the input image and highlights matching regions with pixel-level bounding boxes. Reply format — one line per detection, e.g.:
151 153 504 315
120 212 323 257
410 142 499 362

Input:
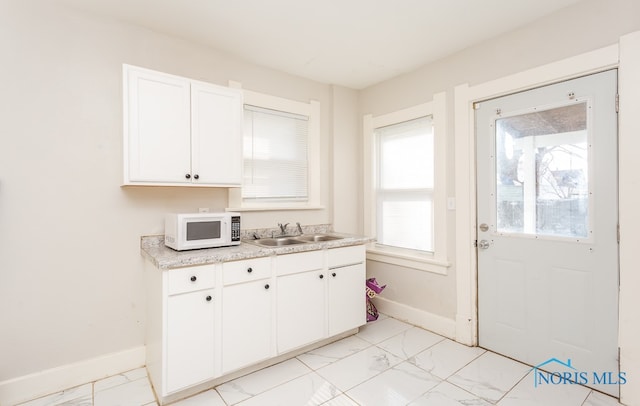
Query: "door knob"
478 240 491 249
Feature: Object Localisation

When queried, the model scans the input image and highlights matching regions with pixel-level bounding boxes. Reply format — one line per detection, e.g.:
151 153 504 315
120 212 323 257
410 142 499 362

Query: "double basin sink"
246 234 343 248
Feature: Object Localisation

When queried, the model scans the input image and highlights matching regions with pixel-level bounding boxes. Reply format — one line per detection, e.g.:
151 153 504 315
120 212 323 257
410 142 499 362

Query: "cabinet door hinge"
617 223 620 244
616 93 619 113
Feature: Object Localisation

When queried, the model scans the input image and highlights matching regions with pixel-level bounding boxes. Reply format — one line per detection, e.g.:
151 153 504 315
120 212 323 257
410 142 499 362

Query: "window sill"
227 205 325 212
366 243 450 275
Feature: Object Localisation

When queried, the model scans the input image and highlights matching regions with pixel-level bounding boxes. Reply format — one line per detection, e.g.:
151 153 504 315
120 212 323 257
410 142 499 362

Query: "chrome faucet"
277 223 289 236
296 222 304 235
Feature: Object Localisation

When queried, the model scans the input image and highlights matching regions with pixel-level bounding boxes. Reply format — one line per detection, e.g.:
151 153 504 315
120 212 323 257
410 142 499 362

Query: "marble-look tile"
171 389 227 405
316 346 403 391
409 339 485 379
216 358 312 404
356 317 413 344
447 351 530 403
320 394 359 405
346 361 441 405
16 384 93 406
377 327 445 360
235 372 340 406
93 367 148 392
297 335 371 370
583 390 624 406
408 381 492 406
497 370 590 406
94 371 156 406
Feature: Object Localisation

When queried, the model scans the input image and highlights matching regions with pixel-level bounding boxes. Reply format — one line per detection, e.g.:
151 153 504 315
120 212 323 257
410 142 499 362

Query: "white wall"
360 0 640 332
331 86 361 234
0 0 338 393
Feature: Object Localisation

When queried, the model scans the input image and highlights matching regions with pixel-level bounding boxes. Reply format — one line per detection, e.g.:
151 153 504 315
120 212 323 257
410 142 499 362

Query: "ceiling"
57 0 585 89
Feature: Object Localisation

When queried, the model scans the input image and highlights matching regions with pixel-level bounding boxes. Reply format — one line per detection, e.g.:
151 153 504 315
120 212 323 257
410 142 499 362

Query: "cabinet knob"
190 276 197 282
193 174 199 180
332 272 337 277
247 267 253 273
206 295 212 302
264 284 270 290
185 173 191 179
319 274 324 279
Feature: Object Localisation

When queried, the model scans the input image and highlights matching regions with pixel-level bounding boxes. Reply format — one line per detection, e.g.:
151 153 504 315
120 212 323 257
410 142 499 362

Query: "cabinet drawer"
223 257 271 285
276 250 324 276
328 245 365 269
168 264 216 295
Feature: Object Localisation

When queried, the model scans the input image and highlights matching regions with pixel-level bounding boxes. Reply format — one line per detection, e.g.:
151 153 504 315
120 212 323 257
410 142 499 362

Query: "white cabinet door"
125 66 191 183
328 263 366 336
191 82 243 186
124 65 243 186
222 279 273 373
277 269 326 353
166 288 215 393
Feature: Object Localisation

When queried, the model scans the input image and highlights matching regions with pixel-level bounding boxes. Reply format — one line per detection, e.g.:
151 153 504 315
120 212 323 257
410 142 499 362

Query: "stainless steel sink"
246 233 344 247
249 237 308 247
296 234 343 242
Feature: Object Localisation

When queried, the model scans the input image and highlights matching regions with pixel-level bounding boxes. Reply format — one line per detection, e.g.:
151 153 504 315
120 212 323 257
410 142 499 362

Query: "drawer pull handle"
264 284 270 290
190 276 197 282
185 173 191 179
332 272 337 277
319 274 324 279
247 267 253 273
206 295 212 302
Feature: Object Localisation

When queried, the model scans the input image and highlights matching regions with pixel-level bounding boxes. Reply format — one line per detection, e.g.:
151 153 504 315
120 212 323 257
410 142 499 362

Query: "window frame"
363 93 450 274
228 83 321 211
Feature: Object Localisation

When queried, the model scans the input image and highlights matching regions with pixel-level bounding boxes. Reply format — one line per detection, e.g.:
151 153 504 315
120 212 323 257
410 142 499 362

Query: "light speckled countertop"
141 230 373 270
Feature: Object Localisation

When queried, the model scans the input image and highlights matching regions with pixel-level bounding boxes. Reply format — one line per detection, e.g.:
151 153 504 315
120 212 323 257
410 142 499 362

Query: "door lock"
479 223 489 232
478 240 491 249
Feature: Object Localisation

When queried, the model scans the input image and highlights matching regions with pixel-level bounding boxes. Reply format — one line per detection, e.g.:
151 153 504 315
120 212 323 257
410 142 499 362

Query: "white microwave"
165 212 241 251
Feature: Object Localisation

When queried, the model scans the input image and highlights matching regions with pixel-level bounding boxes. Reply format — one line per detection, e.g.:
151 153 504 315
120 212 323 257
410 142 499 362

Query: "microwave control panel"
231 216 241 242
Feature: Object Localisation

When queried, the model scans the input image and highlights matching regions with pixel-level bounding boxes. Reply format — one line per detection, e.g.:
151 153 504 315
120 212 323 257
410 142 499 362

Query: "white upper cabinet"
123 65 243 186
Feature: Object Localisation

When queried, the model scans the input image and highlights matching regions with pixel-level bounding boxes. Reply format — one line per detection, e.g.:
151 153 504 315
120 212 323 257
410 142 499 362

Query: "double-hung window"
375 116 434 251
228 86 320 210
363 94 449 274
243 106 309 202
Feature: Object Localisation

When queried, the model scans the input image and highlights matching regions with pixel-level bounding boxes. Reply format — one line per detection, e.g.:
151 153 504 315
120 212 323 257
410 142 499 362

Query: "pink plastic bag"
366 278 386 322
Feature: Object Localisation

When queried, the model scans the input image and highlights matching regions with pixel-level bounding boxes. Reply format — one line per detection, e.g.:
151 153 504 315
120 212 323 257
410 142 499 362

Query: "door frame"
454 32 640 404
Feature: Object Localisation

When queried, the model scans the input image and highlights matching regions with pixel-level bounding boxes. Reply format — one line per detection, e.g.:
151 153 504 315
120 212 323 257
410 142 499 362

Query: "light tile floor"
18 315 623 406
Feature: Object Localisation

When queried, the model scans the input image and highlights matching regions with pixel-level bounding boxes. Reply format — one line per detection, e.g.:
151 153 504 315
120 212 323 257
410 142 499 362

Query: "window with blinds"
375 116 434 252
242 105 309 201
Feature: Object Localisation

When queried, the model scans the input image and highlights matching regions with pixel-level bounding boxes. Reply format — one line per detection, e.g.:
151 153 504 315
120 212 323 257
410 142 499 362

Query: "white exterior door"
476 70 619 396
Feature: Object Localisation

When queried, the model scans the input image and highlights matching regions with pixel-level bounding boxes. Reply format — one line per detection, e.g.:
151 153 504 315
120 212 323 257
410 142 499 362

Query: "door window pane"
495 103 589 238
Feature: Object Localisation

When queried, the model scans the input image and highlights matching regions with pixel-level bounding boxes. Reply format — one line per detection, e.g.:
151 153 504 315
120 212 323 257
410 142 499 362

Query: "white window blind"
243 105 309 201
375 116 434 252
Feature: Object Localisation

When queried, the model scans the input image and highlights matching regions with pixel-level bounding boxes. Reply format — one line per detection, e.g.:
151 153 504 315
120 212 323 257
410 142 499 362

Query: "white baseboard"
371 297 456 340
0 346 146 406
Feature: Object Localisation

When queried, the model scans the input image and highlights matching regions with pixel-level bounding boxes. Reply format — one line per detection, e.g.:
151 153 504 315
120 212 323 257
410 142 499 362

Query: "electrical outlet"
198 208 209 213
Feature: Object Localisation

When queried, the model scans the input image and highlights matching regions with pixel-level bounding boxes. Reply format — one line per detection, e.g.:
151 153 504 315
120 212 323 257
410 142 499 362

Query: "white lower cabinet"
221 257 273 374
146 244 366 402
276 251 325 353
328 263 366 336
328 245 367 336
145 264 218 398
166 288 215 393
